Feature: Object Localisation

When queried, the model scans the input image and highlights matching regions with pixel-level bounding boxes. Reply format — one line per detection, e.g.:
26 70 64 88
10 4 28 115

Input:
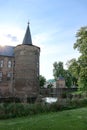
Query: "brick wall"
0 56 14 97
14 44 40 99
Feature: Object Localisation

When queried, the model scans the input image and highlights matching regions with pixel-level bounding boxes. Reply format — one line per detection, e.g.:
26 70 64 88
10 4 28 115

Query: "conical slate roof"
22 23 32 45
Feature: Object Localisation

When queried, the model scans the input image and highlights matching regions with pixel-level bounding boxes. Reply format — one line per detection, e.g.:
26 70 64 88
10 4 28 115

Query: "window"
7 72 12 80
37 62 39 77
0 60 3 68
0 72 2 82
8 60 12 68
37 62 39 68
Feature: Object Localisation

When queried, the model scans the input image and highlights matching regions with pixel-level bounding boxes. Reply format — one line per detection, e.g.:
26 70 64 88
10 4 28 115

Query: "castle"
0 23 40 102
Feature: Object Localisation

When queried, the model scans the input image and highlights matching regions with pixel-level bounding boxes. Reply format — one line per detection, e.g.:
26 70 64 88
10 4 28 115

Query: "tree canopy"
53 61 64 80
68 26 87 90
53 61 72 87
39 75 46 88
53 26 87 90
74 26 87 54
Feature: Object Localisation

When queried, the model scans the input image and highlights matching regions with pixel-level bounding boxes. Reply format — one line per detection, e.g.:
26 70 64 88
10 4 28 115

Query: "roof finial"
28 21 30 26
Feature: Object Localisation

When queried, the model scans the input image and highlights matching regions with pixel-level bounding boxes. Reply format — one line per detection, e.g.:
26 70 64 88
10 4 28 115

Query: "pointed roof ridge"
22 22 32 45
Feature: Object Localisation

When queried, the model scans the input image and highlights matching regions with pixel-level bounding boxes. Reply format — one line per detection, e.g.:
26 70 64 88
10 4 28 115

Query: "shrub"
61 92 67 98
0 98 87 119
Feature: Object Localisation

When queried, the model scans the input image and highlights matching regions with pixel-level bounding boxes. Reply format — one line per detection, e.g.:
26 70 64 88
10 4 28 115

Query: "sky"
0 0 87 80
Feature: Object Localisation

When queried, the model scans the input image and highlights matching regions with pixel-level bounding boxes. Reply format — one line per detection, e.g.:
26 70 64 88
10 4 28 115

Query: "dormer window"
0 60 3 68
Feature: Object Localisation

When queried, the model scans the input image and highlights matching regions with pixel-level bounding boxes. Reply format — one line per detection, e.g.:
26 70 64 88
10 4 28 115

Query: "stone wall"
0 56 14 97
56 78 66 88
14 44 40 99
40 88 78 98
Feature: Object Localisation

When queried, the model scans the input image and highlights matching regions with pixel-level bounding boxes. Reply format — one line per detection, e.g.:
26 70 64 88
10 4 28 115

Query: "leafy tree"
39 75 46 88
66 58 80 78
47 83 53 88
53 61 64 80
66 58 79 86
77 55 87 90
53 61 72 87
64 70 72 88
73 26 87 90
74 26 87 54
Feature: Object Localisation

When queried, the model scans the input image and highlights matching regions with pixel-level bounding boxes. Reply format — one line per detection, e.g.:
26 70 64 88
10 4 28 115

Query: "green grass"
0 107 87 130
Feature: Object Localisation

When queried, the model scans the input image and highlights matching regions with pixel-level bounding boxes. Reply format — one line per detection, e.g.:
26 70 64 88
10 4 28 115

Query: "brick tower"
14 23 40 102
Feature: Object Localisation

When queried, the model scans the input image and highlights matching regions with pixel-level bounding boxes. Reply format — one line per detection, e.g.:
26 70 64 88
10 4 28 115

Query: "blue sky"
0 0 87 79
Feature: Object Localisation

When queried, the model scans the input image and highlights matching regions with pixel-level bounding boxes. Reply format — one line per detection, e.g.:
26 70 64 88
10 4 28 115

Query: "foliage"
53 61 64 80
64 70 72 87
0 96 87 119
66 58 79 86
53 61 73 87
66 58 80 78
0 107 87 130
67 26 87 90
74 26 87 54
47 83 53 88
73 26 87 90
39 75 46 88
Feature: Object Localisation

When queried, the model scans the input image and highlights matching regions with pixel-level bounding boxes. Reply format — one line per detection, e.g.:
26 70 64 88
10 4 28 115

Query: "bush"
61 92 67 98
0 98 87 119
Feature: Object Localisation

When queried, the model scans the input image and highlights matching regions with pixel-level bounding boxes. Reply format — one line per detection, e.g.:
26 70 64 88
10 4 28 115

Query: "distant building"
0 23 40 102
56 76 66 88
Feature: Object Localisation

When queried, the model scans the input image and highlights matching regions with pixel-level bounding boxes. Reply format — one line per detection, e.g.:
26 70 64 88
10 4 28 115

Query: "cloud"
6 34 18 42
0 26 24 46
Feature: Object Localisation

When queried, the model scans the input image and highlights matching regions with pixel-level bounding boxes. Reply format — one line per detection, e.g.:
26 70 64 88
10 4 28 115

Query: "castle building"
0 23 40 102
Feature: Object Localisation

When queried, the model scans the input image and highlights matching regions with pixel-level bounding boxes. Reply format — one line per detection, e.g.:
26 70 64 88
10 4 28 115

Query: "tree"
39 75 46 88
53 61 64 80
66 58 79 86
77 56 87 90
53 61 72 87
47 83 53 88
74 26 87 54
73 26 87 90
66 58 80 78
64 70 72 88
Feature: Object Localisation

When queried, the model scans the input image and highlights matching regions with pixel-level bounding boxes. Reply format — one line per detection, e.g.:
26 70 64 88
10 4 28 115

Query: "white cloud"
5 34 18 42
0 26 24 46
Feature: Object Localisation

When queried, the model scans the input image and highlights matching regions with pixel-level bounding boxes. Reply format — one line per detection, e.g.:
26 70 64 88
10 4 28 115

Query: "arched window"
8 60 12 68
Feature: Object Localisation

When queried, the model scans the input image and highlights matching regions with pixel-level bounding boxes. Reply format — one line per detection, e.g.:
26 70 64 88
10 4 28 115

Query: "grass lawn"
0 107 87 130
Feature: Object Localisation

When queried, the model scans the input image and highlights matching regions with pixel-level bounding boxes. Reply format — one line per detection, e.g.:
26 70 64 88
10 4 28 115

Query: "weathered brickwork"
14 44 40 98
0 56 14 97
56 78 65 88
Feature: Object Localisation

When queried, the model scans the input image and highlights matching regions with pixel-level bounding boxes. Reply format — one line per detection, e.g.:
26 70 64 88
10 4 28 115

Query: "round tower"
14 23 40 102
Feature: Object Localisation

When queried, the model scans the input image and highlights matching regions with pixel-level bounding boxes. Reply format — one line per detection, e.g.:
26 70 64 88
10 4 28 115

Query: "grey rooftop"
0 46 14 57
